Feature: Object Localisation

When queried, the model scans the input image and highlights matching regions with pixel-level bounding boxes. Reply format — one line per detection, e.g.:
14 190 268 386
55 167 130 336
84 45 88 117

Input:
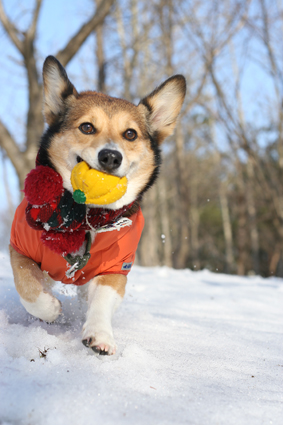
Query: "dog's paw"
82 329 117 355
20 292 61 322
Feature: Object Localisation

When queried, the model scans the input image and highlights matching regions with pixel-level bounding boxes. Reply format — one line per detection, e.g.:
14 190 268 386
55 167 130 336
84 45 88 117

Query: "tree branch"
0 119 24 175
26 0 43 41
56 0 115 67
0 0 24 54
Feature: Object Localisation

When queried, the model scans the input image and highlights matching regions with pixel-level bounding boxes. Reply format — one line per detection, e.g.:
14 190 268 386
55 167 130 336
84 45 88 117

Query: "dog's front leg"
82 274 127 355
9 245 61 322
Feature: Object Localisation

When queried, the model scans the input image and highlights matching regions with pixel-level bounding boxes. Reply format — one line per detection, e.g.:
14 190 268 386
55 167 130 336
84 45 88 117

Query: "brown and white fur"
10 56 186 355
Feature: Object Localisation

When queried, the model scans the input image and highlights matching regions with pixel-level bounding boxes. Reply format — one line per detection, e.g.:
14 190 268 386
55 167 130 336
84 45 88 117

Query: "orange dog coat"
10 198 144 285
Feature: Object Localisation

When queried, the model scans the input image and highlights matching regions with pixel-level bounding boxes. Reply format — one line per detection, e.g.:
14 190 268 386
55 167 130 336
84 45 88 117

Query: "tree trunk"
138 186 160 266
219 182 235 273
236 189 248 275
174 125 190 268
95 23 106 93
269 243 281 275
190 175 200 269
246 159 260 274
157 176 173 267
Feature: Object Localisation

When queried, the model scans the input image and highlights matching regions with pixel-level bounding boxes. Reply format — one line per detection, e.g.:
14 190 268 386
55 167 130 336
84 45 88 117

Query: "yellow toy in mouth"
71 161 128 205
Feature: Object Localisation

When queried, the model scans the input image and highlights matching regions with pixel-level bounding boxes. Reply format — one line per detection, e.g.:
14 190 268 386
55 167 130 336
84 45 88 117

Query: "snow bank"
0 252 282 425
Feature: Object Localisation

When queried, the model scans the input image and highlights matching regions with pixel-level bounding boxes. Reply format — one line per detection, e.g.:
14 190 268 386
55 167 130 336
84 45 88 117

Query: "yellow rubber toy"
71 161 127 205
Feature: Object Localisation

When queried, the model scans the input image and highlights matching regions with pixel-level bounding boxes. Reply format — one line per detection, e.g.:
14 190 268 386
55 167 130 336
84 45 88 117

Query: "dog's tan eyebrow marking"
122 121 140 132
72 108 109 129
113 114 140 129
76 116 97 125
111 111 141 129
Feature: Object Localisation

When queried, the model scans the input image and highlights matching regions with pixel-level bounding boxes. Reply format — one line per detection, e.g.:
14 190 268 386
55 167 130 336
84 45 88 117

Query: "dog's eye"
123 129 137 141
79 123 96 134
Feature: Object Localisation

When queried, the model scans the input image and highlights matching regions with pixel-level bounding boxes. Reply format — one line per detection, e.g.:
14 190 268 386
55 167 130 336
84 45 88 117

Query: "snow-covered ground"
0 251 282 425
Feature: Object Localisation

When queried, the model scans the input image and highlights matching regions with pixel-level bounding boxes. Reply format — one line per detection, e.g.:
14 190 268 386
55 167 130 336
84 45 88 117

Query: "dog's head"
39 56 186 209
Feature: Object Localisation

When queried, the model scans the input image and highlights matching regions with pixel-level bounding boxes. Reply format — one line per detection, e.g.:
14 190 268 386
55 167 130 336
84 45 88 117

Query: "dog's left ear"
42 56 78 126
138 75 186 144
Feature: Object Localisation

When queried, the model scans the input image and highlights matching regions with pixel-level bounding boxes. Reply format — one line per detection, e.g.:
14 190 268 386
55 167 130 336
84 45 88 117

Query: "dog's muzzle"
98 149 122 172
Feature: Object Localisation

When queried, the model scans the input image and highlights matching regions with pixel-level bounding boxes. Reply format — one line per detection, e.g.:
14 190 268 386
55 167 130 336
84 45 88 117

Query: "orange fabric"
10 198 144 285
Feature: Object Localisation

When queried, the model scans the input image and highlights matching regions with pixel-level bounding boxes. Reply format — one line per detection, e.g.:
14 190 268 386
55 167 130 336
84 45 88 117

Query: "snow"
0 251 282 425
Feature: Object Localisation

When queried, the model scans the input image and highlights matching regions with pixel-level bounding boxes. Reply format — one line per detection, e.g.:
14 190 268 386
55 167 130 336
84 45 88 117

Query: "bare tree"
0 0 115 190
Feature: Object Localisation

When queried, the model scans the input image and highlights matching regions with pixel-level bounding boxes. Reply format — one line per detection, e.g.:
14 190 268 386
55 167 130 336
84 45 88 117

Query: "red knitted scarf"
24 163 133 257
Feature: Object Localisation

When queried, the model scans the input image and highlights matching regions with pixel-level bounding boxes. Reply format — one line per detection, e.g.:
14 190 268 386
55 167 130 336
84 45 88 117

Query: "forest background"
0 0 282 277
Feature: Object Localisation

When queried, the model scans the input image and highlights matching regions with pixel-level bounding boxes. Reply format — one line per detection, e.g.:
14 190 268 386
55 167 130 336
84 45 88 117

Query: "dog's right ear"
42 56 78 126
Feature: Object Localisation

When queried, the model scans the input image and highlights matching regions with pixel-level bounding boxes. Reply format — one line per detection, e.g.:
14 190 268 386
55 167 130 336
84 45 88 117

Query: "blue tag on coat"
121 262 133 271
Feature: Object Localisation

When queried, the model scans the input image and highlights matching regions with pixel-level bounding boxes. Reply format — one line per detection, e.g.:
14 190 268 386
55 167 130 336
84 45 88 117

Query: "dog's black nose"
98 149 122 171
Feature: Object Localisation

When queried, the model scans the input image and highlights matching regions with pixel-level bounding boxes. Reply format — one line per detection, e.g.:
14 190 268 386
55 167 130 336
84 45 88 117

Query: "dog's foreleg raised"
9 245 61 322
82 274 126 355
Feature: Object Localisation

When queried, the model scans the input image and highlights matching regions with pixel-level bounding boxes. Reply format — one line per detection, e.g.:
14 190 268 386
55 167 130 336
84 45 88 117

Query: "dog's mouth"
75 155 106 174
76 155 84 164
76 155 95 171
76 150 124 176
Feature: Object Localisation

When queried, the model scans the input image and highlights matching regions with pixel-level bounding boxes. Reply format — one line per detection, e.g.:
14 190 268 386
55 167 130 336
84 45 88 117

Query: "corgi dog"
10 56 186 355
